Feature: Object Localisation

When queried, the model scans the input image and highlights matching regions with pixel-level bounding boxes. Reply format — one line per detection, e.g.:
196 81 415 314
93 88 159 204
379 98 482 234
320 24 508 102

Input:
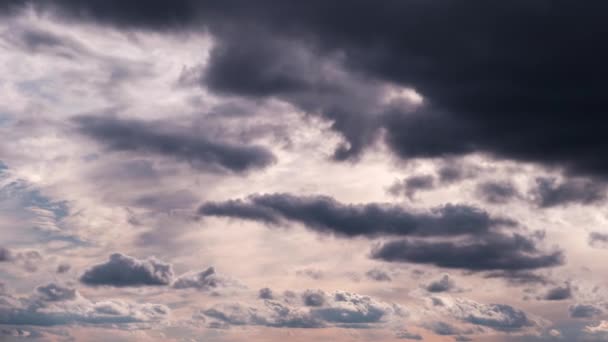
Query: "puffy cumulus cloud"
0 283 169 327
436 297 535 332
476 181 520 205
73 116 276 174
80 253 173 287
172 267 242 293
372 233 563 271
423 321 467 336
425 275 458 293
530 177 606 208
200 193 514 238
569 304 603 318
200 290 404 329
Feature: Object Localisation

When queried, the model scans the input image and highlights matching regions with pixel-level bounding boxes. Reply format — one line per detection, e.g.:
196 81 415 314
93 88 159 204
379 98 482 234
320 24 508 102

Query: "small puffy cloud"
80 253 173 287
476 181 519 204
425 275 457 293
569 304 602 318
366 268 392 282
541 284 572 301
389 174 435 200
589 232 608 249
172 267 241 292
258 288 273 300
438 297 534 332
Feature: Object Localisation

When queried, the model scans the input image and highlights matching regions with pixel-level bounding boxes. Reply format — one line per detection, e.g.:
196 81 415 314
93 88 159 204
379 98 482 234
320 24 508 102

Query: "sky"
0 1 607 341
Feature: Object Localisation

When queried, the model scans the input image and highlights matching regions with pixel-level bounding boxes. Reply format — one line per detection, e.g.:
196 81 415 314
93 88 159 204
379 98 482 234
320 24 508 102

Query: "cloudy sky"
0 1 607 341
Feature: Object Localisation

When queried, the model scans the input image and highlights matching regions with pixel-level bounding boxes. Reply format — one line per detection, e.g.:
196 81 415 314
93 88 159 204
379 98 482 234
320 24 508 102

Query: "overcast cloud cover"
1 1 608 341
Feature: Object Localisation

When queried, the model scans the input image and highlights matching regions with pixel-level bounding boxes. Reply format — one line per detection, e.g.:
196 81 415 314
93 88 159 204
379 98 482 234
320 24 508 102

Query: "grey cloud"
302 290 326 307
0 284 169 326
172 267 241 292
296 268 324 280
258 288 273 300
542 284 572 301
365 268 392 282
0 247 11 262
56 263 70 274
425 321 462 335
35 283 76 302
4 1 608 177
440 298 534 332
425 275 457 293
569 304 603 318
372 233 563 271
73 116 276 173
389 175 435 200
200 193 514 238
202 290 401 329
396 330 423 340
80 253 173 287
588 232 608 249
476 181 519 204
531 177 606 208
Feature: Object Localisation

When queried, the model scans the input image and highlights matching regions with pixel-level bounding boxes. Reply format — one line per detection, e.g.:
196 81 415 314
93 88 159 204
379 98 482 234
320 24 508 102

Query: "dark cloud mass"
200 193 513 238
2 1 607 176
80 253 173 287
531 177 606 207
372 233 563 271
389 175 435 200
74 116 276 173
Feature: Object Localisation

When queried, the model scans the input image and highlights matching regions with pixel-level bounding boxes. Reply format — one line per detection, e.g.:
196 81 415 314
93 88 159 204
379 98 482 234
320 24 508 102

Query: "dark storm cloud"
530 177 606 208
371 233 563 271
6 1 608 175
541 284 572 301
73 116 276 173
199 193 514 238
569 304 603 318
389 175 435 200
588 232 608 249
425 275 456 293
80 253 173 287
476 181 519 204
